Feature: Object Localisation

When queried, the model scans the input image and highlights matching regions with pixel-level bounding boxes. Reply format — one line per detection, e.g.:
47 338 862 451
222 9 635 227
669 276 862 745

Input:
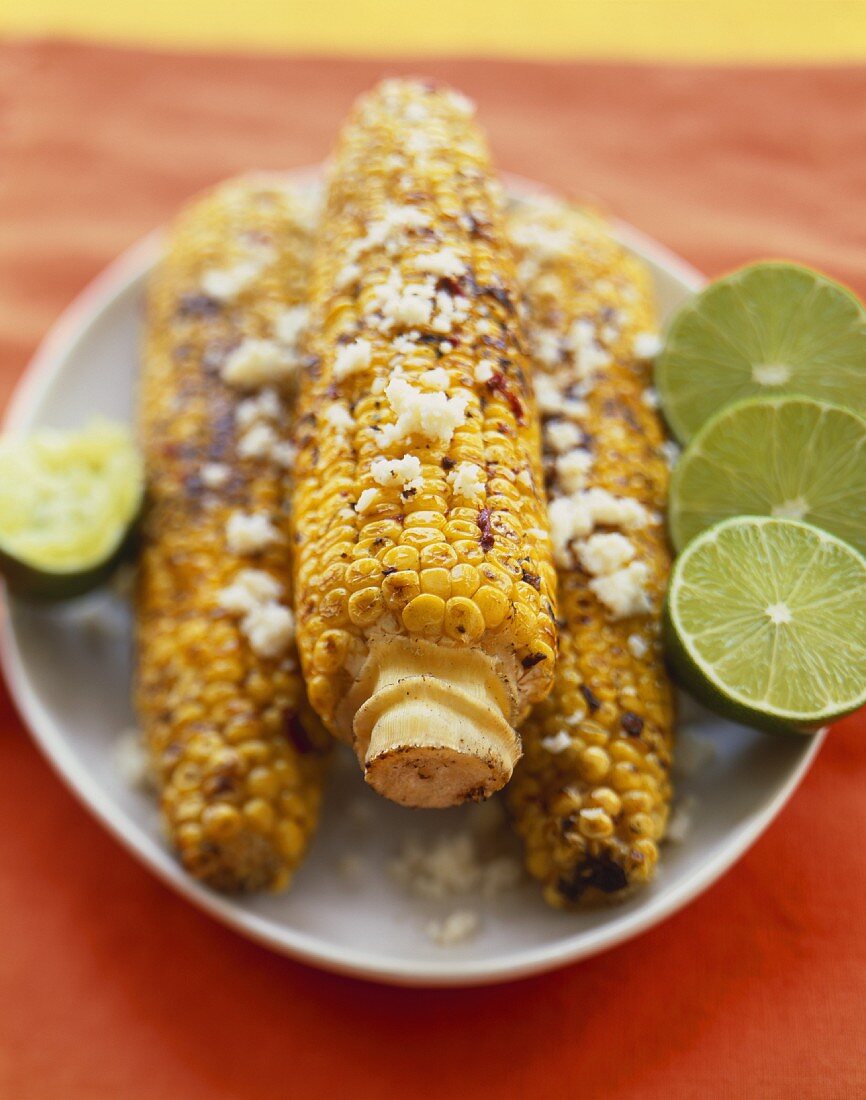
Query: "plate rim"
0 167 825 986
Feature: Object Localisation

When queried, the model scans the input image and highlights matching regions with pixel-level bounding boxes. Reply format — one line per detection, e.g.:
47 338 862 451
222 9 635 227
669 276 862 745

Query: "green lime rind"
664 516 866 734
0 419 143 601
656 261 866 443
668 395 866 556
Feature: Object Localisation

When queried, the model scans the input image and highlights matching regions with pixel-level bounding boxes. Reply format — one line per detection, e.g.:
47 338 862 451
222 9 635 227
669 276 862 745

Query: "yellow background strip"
4 0 866 61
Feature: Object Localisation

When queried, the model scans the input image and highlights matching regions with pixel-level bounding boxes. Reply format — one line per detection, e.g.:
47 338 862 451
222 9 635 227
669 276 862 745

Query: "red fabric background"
1 42 865 1099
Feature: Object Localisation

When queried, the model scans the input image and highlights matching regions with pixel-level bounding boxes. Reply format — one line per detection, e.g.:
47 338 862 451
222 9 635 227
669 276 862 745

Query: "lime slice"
664 516 866 733
656 262 866 442
669 396 866 555
0 419 143 599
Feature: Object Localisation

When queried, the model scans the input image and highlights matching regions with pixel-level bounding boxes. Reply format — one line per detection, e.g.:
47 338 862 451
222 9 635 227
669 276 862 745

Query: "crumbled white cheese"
445 89 476 116
273 304 309 346
549 489 649 567
412 248 465 278
355 488 379 514
217 568 282 613
509 219 575 262
323 404 354 432
532 328 563 369
533 372 564 414
201 259 263 301
226 511 281 554
333 338 372 382
237 422 279 461
627 632 650 659
541 730 572 754
439 341 454 354
659 440 681 468
556 448 593 493
577 532 636 577
422 367 450 391
381 377 468 446
426 910 480 947
561 398 589 422
370 454 422 488
642 387 661 409
548 494 595 566
474 359 496 384
431 290 470 334
381 280 435 329
216 569 293 658
271 441 297 468
545 419 583 454
589 560 652 619
634 332 663 360
114 728 155 791
335 261 361 291
221 338 299 388
241 602 295 658
447 461 485 501
567 318 611 380
236 387 281 428
201 462 230 489
390 832 520 901
666 795 695 844
583 488 650 531
392 333 420 355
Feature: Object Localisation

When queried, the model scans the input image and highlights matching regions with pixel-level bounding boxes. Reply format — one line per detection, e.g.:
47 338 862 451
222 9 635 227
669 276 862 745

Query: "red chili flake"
580 684 601 712
621 712 645 736
477 507 495 551
487 370 526 424
441 456 455 470
521 652 547 670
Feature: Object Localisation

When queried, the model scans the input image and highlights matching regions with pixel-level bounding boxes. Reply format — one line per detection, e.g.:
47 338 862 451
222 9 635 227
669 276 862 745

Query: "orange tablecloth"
1 42 865 1099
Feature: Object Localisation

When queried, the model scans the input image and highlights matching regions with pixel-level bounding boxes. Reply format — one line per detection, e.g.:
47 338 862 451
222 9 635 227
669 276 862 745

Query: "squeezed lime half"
656 262 866 442
664 516 866 733
669 396 866 555
0 419 143 599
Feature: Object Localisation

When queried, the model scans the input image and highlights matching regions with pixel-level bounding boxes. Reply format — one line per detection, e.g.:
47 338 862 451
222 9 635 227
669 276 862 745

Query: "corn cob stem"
293 81 557 807
505 197 675 906
352 639 519 806
137 176 328 892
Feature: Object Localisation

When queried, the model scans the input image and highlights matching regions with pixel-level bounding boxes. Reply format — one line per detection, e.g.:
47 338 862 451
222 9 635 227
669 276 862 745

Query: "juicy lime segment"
0 420 143 598
656 262 866 442
665 517 866 732
669 396 866 555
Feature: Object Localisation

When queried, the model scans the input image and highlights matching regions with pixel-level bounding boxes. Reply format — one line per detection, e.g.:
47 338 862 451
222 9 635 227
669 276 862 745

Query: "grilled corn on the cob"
137 175 328 892
505 197 675 906
293 81 557 807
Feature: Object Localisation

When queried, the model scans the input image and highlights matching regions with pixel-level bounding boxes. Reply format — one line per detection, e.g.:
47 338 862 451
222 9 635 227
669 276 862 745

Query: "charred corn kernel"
505 197 675 908
291 80 556 807
137 176 328 894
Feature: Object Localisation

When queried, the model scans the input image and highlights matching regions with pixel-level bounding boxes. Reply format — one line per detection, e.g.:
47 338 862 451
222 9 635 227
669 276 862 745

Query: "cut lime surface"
0 419 143 599
664 516 866 733
669 396 866 555
656 262 866 442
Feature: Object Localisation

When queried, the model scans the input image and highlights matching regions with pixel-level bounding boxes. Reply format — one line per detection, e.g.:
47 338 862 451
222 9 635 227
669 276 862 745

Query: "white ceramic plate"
0 169 824 986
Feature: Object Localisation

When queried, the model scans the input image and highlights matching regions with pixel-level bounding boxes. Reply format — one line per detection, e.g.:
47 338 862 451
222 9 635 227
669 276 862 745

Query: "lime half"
0 420 143 599
656 262 866 442
669 396 866 555
664 516 866 733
